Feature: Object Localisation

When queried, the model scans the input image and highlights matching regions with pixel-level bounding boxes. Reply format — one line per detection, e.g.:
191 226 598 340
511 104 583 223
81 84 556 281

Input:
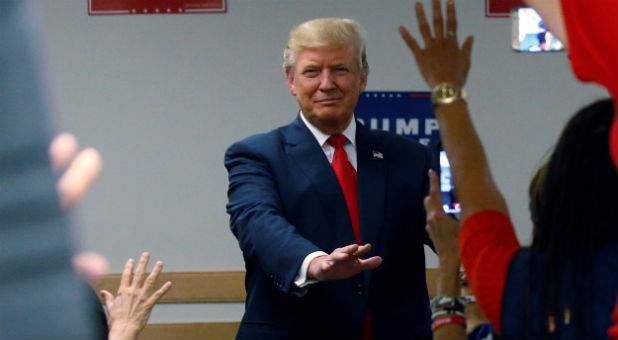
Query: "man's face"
286 45 367 135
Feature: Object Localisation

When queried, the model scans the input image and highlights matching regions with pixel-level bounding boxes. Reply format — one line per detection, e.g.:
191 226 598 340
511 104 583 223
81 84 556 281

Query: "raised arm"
398 0 508 222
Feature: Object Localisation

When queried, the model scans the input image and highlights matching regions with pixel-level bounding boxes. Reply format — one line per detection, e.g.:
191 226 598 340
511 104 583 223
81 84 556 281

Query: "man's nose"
318 70 336 90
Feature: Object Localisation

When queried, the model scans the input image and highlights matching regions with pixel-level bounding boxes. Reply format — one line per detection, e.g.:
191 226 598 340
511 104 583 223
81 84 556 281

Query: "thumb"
100 290 114 308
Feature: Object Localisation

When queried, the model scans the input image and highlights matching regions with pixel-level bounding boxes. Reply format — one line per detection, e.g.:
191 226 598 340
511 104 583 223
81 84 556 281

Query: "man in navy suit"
225 17 434 339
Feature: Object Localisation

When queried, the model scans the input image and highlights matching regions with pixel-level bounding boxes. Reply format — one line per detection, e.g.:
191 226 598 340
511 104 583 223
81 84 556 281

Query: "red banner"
88 0 227 15
485 0 526 17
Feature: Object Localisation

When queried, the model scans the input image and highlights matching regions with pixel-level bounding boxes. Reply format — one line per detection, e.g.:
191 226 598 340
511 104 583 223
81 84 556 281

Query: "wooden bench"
94 269 438 340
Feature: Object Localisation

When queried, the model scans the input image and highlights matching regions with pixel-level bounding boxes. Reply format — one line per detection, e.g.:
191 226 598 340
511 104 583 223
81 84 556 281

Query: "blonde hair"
283 18 369 76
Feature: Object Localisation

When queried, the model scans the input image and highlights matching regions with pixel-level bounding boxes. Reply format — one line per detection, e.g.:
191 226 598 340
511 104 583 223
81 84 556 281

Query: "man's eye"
334 67 349 74
303 70 319 77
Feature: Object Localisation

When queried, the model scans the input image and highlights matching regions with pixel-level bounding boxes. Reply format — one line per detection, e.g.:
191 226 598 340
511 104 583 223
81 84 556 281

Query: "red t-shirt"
458 210 520 336
560 0 618 169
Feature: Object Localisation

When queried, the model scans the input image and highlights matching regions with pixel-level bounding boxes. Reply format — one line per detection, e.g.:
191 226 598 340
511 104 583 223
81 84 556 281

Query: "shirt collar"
299 111 356 147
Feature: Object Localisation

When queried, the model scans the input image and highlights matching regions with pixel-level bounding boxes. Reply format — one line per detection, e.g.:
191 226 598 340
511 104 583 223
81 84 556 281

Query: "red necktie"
327 134 360 245
327 135 372 340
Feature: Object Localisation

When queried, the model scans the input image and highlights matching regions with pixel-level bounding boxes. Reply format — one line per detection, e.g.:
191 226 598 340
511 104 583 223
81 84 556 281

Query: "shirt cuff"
294 251 328 288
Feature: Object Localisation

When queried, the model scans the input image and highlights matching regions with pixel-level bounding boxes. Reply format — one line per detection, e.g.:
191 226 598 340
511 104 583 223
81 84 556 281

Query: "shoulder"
225 123 292 160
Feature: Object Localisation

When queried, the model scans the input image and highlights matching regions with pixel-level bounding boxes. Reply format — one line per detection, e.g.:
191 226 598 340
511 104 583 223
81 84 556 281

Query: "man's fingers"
428 170 441 197
330 251 352 262
462 35 474 58
432 0 444 39
424 170 443 212
335 244 359 255
100 290 114 309
56 148 102 210
445 0 457 39
143 261 163 293
132 252 150 288
354 243 373 257
119 258 134 290
415 2 433 46
359 256 383 270
49 133 78 173
145 281 172 307
398 26 422 56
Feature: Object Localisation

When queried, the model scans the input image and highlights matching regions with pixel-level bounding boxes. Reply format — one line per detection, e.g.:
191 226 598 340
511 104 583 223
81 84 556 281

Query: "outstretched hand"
398 0 473 88
424 170 460 263
49 132 102 211
101 253 172 340
307 243 382 281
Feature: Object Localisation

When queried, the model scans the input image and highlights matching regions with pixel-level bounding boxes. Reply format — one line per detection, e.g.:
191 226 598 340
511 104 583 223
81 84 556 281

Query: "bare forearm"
436 257 460 297
433 101 508 221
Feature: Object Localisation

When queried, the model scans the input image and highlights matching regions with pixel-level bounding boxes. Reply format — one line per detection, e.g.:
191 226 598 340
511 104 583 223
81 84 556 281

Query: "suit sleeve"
225 140 322 294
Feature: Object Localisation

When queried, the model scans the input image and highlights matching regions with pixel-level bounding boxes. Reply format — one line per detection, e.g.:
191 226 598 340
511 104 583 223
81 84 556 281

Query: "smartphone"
438 148 461 216
511 7 565 52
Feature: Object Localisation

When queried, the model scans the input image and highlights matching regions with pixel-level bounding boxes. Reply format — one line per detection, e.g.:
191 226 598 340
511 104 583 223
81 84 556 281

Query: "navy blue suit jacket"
225 116 434 339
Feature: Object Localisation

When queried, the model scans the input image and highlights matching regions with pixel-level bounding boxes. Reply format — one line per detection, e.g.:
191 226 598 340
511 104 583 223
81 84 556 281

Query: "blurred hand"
398 0 473 88
72 251 110 284
101 253 172 340
424 170 460 264
307 243 382 281
49 132 102 210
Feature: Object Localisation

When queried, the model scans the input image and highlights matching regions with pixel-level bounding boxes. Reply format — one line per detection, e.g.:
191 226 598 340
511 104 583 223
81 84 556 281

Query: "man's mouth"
316 98 342 104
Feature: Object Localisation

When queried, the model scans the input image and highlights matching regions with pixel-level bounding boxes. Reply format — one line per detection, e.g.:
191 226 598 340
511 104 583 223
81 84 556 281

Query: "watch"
431 82 467 105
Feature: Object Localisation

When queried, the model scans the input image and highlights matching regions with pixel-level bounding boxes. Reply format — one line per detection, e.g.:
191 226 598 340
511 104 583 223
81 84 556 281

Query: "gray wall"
32 0 607 323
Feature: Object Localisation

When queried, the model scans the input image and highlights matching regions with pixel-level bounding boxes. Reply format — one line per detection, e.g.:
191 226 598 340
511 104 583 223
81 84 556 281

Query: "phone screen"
439 150 461 215
511 8 565 52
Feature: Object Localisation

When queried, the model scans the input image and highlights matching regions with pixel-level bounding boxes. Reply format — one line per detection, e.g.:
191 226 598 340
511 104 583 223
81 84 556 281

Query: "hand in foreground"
307 243 382 281
425 170 461 297
398 0 473 88
49 132 102 210
101 253 172 340
424 170 460 264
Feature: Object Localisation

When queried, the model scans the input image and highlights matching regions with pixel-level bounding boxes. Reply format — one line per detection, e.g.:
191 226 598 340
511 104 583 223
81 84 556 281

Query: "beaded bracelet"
430 295 467 315
431 309 466 320
431 315 466 332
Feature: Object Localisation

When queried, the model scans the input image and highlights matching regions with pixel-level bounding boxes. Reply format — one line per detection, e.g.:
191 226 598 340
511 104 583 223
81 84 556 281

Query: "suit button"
356 284 364 295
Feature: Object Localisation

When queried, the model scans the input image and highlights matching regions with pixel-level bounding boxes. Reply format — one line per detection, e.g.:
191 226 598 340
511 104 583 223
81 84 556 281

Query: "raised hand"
307 243 382 281
49 132 102 210
100 253 172 340
424 170 460 262
398 0 473 88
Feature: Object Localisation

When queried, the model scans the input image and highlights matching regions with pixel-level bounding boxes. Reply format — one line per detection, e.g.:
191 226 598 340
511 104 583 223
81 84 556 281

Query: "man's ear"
285 68 297 96
359 72 368 93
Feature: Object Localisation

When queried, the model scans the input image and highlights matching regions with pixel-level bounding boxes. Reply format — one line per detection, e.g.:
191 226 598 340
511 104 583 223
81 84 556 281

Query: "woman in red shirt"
399 0 618 338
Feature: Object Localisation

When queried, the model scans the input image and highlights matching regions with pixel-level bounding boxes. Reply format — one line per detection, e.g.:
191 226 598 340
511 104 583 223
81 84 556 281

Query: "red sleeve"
560 0 618 168
458 210 521 336
609 296 618 340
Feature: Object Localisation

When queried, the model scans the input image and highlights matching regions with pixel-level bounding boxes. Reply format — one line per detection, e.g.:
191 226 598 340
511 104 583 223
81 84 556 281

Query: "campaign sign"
485 0 526 17
355 91 440 150
355 91 461 214
88 0 227 15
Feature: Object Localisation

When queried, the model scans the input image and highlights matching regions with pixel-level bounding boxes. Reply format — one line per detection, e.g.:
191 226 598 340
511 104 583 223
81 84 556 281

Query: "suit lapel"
356 121 386 250
280 116 356 245
356 121 387 286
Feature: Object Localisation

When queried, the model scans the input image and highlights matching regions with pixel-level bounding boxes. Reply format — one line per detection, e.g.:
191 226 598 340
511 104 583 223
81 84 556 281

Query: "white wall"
32 0 608 322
